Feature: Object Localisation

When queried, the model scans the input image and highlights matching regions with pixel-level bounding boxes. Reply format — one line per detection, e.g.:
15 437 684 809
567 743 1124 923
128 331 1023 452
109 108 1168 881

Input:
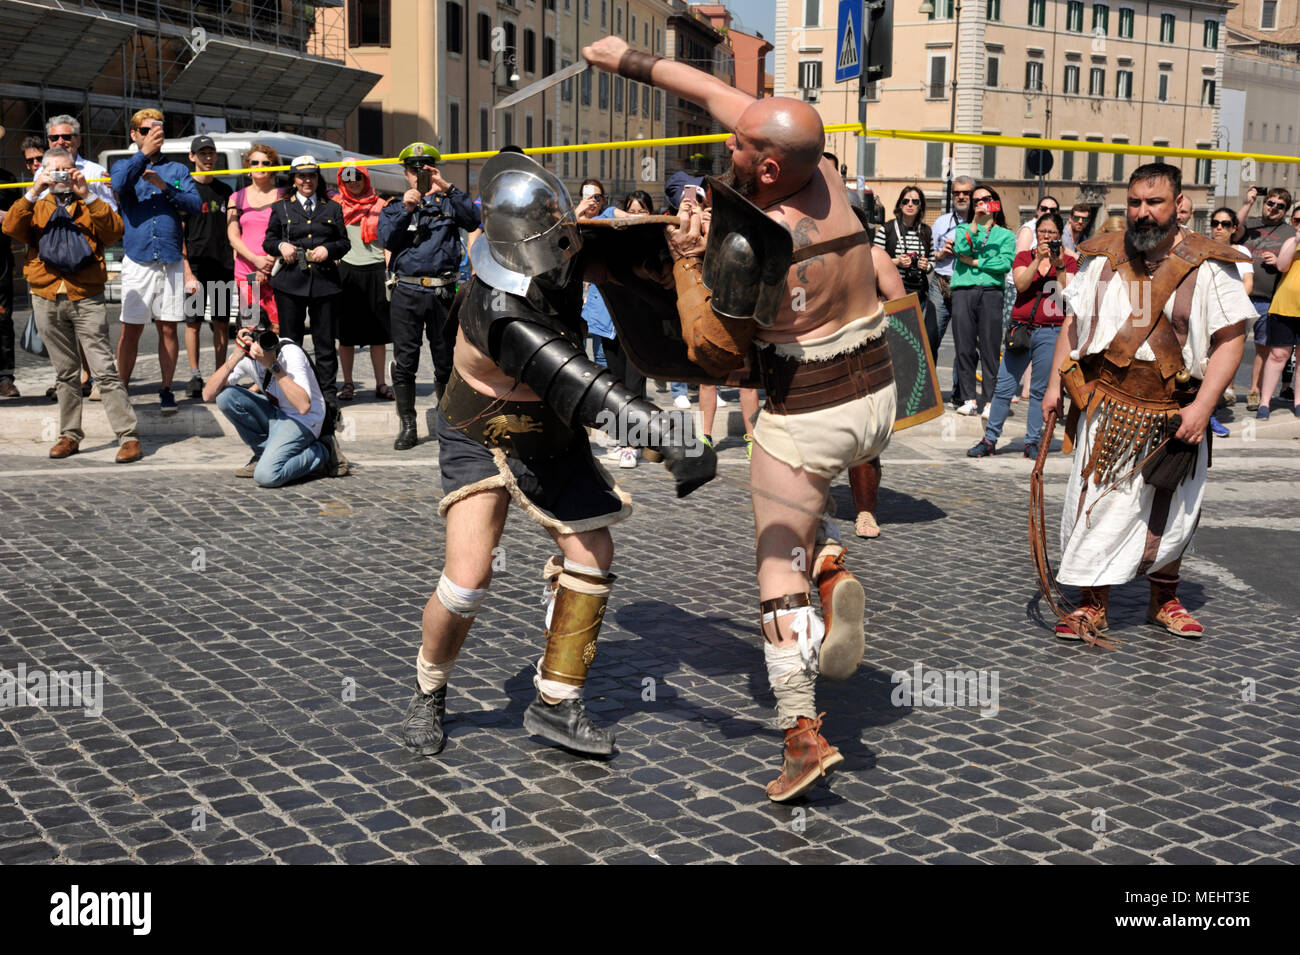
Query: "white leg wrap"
534 658 582 701
437 573 489 619
417 649 456 694
764 642 818 730
760 605 824 674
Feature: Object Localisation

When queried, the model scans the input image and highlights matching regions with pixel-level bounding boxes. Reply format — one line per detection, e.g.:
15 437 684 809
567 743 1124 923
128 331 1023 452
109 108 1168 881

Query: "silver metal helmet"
470 152 582 293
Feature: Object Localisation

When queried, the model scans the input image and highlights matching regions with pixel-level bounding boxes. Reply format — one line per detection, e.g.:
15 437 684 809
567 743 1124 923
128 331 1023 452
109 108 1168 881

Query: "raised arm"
582 36 754 132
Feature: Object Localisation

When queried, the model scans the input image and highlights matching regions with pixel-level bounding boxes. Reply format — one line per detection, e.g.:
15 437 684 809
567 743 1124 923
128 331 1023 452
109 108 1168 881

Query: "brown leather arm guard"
674 256 754 377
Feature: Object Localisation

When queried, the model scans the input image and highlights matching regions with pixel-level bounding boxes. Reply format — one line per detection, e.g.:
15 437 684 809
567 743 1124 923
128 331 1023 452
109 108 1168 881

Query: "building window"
446 2 463 55
1203 18 1218 48
525 115 533 148
523 28 536 73
1086 136 1101 181
1089 67 1105 96
615 7 622 34
580 70 591 105
987 0 1000 20
562 136 570 178
504 22 516 62
1112 142 1126 181
349 0 391 46
477 13 491 60
1092 4 1109 34
1157 71 1169 102
1066 1 1083 32
800 59 823 91
645 21 650 46
1064 64 1080 94
614 76 624 112
1160 13 1175 43
479 107 489 150
503 113 513 146
928 0 955 19
1028 0 1045 27
1195 149 1211 185
1118 7 1133 37
631 13 637 39
627 80 638 116
805 0 820 25
1201 78 1215 105
861 142 877 178
986 56 1000 88
654 89 662 120
1247 121 1253 139
925 142 944 179
982 142 996 179
544 37 555 74
642 85 650 115
448 101 460 153
599 72 609 110
1061 135 1078 179
928 55 947 98
560 58 573 101
1116 69 1132 98
1262 1 1277 29
1024 60 1043 92
583 0 589 21
358 104 383 154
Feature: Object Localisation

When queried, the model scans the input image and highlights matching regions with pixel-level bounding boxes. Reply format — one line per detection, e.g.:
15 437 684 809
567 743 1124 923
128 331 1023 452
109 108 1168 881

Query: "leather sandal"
1147 598 1204 638
376 383 395 401
1055 605 1121 650
338 382 355 401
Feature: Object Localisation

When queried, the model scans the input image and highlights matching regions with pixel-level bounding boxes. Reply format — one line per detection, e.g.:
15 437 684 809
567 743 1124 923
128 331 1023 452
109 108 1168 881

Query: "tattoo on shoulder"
790 216 819 249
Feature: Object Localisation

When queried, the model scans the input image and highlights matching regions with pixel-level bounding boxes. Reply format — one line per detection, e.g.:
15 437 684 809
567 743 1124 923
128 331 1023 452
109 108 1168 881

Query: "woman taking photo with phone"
950 185 1016 416
967 210 1077 459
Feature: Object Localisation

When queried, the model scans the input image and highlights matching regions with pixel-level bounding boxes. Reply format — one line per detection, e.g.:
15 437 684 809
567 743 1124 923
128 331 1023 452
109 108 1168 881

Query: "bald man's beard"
719 159 760 200
1125 213 1177 255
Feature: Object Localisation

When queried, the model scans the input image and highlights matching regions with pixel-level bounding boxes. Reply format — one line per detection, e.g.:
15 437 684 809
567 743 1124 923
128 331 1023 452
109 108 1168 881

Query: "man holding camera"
201 324 345 486
378 143 480 450
3 147 141 461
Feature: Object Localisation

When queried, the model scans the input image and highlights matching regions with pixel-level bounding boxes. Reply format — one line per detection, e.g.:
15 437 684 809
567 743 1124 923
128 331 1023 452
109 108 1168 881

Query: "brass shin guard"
540 568 615 690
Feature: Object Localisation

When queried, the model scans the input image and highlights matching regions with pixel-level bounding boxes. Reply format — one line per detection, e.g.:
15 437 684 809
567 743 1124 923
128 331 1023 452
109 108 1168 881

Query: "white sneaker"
716 394 729 406
618 447 638 469
673 395 691 409
955 399 979 416
980 404 990 419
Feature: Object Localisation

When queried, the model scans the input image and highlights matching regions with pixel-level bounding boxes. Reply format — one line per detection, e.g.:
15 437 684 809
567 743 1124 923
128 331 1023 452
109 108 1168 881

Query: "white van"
97 131 408 300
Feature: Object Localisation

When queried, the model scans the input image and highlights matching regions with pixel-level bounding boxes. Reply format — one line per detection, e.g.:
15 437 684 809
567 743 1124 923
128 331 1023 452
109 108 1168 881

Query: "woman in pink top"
226 142 287 331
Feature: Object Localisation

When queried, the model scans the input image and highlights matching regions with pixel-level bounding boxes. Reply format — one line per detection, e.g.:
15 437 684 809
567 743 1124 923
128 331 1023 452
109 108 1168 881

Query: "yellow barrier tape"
3 124 1292 189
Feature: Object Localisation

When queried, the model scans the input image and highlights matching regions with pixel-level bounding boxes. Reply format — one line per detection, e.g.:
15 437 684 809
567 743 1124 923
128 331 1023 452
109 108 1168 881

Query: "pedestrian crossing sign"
835 0 863 84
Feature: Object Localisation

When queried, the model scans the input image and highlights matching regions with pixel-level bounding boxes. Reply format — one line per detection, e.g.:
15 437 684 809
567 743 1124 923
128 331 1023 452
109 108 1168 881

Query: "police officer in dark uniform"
378 143 481 450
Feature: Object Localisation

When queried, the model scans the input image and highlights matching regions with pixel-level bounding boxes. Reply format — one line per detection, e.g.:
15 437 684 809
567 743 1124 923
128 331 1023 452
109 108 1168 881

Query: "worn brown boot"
1147 570 1203 638
813 546 865 680
115 440 143 464
766 714 844 803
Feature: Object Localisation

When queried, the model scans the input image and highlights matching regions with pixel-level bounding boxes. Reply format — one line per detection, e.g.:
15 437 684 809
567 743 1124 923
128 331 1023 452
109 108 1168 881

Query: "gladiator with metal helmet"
398 149 717 758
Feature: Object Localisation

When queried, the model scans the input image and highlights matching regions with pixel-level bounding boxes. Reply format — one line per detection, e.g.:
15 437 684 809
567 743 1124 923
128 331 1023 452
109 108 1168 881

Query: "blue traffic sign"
835 0 863 84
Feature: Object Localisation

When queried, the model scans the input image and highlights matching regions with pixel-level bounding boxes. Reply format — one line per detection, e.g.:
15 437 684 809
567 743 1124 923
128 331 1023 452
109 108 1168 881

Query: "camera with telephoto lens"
256 328 280 354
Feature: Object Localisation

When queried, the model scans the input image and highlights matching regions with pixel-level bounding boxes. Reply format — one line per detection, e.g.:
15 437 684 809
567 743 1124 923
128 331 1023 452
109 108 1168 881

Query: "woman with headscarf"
334 162 393 401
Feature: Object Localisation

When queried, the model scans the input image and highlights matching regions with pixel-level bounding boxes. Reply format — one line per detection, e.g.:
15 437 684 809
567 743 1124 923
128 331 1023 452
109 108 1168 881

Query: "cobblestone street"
1 424 1297 864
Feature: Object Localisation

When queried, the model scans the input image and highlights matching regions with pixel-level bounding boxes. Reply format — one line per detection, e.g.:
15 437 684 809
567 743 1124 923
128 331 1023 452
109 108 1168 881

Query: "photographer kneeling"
202 325 345 486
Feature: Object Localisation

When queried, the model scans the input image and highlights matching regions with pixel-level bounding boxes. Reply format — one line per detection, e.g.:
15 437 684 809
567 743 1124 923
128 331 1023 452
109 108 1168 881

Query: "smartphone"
416 168 432 194
984 199 1002 214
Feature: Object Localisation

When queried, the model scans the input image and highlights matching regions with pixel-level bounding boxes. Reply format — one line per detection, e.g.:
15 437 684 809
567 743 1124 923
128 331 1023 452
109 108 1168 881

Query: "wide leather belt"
760 335 894 415
396 273 456 288
439 369 572 460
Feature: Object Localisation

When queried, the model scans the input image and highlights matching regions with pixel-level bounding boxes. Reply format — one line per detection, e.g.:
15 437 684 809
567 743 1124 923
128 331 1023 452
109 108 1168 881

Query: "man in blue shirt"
379 143 480 450
110 108 202 415
930 175 974 405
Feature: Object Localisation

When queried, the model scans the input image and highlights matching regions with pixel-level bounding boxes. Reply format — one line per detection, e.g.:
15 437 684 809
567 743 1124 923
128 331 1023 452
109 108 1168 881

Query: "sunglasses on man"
953 189 973 197
24 155 43 166
1264 200 1287 209
1038 204 1058 213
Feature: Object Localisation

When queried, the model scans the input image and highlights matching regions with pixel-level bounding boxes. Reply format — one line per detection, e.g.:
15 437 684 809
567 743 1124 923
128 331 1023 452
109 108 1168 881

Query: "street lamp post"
920 0 962 212
490 50 520 150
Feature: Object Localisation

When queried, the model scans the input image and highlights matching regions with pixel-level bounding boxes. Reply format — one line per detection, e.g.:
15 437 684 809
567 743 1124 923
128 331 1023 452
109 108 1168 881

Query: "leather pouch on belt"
674 256 753 377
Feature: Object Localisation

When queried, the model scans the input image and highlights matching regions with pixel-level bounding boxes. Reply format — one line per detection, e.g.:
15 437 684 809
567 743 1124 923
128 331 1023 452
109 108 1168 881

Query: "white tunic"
1054 253 1252 586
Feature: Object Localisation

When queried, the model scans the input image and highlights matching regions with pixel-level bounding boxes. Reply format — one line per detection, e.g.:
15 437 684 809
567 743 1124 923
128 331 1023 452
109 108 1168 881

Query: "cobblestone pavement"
1 427 1298 865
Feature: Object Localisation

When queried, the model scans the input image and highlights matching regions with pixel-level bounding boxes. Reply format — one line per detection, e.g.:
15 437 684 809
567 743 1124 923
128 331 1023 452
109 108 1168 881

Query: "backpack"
38 202 96 275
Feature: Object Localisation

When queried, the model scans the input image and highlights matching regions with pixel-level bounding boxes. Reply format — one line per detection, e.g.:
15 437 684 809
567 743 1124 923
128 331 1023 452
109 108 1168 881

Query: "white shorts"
119 256 186 324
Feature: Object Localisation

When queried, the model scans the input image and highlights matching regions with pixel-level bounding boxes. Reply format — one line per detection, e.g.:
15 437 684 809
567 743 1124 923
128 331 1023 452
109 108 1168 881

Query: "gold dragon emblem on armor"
482 413 543 444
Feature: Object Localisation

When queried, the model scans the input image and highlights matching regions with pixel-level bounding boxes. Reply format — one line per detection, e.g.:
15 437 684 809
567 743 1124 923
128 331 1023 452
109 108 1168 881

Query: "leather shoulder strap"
1174 230 1252 266
1076 231 1129 267
791 228 870 263
1107 249 1198 376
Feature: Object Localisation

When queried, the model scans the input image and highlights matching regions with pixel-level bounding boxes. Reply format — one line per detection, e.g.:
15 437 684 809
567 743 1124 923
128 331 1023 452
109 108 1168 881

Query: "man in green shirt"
950 185 1017 415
